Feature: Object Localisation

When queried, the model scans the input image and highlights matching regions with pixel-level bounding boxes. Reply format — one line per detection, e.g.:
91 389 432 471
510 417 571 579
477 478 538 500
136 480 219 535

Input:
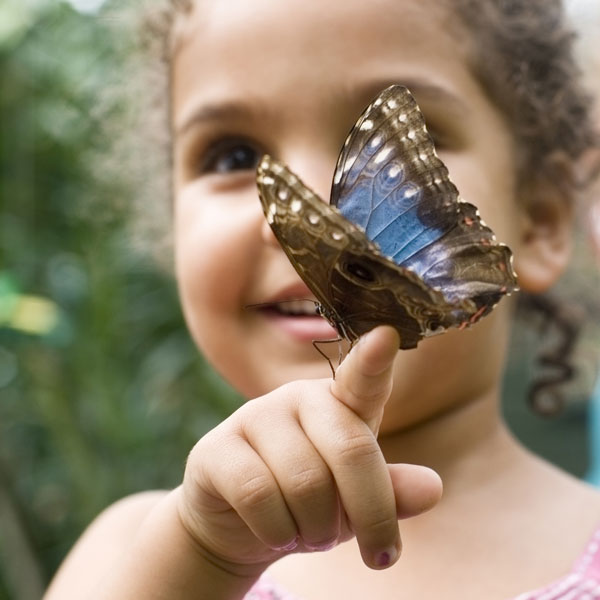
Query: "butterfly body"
257 85 518 349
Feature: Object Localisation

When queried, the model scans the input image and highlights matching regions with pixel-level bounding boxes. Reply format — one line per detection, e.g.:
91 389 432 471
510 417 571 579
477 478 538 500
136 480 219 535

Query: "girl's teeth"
276 300 319 316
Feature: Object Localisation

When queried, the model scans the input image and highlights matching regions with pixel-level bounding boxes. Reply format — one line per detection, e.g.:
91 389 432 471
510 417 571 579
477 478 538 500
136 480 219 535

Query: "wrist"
173 486 274 581
94 488 264 600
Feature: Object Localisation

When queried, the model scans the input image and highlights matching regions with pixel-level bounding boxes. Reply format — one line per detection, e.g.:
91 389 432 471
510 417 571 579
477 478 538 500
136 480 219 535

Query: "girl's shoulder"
513 526 600 600
45 490 168 599
68 490 169 555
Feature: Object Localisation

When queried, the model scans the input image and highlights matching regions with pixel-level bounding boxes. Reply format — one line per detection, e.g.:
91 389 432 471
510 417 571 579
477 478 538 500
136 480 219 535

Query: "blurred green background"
0 1 598 599
0 2 243 598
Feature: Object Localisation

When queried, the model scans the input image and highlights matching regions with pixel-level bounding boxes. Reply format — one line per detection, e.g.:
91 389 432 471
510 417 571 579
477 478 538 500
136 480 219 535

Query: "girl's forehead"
175 0 465 63
173 0 473 112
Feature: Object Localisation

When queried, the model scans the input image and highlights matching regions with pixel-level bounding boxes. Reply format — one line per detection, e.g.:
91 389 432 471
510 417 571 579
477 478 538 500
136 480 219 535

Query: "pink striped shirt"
245 529 600 600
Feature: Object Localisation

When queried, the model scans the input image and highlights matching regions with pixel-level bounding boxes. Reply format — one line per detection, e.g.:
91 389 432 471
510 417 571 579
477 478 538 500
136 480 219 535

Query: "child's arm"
45 326 442 599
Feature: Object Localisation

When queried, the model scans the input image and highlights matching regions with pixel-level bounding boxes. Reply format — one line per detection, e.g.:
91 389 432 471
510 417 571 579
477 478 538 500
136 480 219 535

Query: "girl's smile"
252 283 339 344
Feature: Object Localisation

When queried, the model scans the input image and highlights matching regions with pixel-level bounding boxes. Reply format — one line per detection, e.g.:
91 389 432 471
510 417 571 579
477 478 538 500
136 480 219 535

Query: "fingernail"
305 538 338 552
375 545 398 568
271 536 299 552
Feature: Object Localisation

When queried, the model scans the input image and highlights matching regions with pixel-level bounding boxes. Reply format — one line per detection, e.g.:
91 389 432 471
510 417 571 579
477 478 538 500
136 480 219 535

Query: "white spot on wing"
360 118 374 131
369 134 383 149
402 186 418 198
374 146 392 164
290 199 302 213
388 164 402 179
343 154 357 172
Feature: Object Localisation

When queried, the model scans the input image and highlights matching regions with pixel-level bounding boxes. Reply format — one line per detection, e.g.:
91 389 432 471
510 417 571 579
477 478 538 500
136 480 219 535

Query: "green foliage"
0 2 241 596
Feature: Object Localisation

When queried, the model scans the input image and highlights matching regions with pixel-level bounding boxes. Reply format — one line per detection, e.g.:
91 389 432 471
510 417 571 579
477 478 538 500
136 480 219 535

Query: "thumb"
389 464 443 519
330 326 399 433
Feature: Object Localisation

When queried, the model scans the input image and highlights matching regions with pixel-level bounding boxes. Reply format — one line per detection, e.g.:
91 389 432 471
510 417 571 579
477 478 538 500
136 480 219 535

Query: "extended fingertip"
354 326 399 377
415 467 443 513
389 464 443 519
360 326 399 350
370 539 401 570
377 547 397 567
330 326 399 424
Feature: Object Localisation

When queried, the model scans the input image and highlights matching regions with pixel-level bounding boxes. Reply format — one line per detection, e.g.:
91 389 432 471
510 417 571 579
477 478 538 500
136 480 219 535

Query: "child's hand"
177 325 442 575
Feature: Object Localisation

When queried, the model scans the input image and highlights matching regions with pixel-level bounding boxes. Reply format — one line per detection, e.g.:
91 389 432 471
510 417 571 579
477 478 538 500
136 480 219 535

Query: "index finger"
330 326 399 432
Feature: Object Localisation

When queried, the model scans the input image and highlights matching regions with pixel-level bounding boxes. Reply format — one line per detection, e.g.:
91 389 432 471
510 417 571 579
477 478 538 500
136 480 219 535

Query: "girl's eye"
201 140 262 175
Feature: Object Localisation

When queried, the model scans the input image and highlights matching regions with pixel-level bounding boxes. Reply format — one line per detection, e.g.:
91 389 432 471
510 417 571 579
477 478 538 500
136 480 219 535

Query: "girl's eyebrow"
358 77 469 117
175 101 263 138
408 82 468 113
175 79 467 139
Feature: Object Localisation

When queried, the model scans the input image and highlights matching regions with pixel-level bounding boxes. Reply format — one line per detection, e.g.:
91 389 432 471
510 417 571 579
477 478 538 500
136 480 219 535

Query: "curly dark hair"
451 0 598 413
455 0 595 180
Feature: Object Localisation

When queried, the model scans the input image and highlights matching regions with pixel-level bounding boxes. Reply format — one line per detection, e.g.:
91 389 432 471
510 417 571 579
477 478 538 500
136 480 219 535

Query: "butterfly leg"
312 338 344 379
338 339 344 370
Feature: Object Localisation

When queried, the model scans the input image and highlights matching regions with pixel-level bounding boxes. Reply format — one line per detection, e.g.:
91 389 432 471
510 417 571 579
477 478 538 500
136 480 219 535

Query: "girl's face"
172 0 522 430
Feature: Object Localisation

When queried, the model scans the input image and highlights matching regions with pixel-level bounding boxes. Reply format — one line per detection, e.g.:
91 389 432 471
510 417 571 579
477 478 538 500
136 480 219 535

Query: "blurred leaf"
0 2 242 594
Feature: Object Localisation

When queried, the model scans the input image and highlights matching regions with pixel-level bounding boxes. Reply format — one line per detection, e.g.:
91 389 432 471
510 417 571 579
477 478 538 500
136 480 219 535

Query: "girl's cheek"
444 149 520 248
175 184 262 306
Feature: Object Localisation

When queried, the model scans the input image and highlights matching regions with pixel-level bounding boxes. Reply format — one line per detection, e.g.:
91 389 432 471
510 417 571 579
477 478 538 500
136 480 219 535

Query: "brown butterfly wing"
331 85 518 319
257 155 475 349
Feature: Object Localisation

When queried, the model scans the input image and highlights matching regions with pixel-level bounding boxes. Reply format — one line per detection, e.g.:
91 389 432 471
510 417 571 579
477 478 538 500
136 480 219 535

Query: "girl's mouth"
256 299 338 341
262 299 319 316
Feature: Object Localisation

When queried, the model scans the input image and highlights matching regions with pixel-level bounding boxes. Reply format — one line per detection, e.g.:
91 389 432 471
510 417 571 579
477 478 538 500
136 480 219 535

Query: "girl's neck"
378 390 525 497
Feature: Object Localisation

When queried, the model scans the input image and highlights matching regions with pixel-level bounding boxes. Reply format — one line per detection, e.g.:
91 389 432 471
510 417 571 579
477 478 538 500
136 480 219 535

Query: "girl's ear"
513 153 575 294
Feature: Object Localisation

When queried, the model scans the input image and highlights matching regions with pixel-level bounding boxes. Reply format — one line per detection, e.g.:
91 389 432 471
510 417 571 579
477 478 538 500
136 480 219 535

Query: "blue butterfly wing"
331 85 517 317
256 155 468 349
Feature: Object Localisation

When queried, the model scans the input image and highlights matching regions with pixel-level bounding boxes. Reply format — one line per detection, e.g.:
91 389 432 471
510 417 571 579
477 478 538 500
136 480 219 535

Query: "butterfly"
256 85 518 351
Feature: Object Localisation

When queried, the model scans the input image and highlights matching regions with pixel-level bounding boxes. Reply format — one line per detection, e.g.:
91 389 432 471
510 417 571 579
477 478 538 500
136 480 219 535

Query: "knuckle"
334 376 390 408
186 437 209 469
235 398 265 425
183 441 210 492
365 513 398 536
237 382 303 425
234 472 278 511
285 464 332 501
332 431 379 466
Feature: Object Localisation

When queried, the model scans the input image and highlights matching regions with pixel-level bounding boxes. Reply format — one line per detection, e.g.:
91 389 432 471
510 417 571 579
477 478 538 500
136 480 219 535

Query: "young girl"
45 0 600 598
